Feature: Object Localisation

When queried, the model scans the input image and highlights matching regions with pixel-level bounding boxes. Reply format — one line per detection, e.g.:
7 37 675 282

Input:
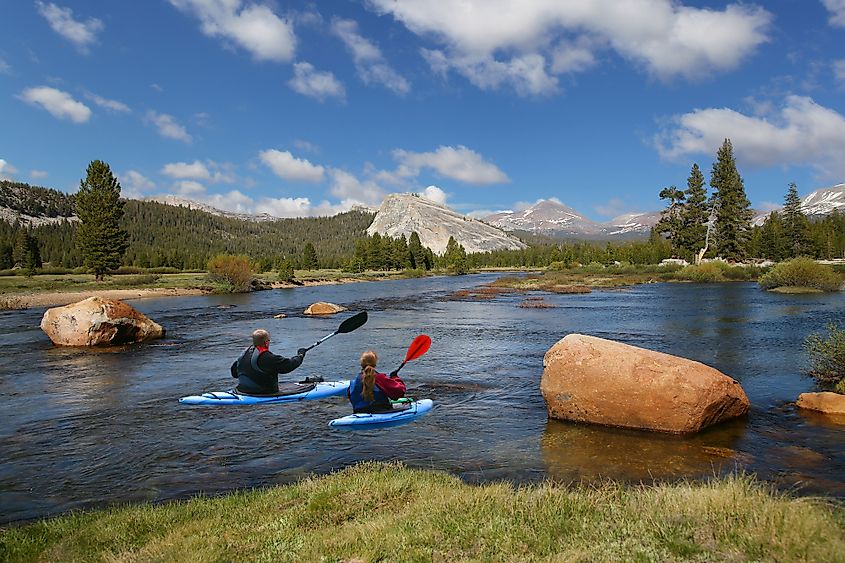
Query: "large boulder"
40 296 165 346
796 392 845 416
304 302 347 315
541 334 749 434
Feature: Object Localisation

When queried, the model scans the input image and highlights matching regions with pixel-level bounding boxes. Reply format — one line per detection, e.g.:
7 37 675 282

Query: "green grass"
2 463 843 562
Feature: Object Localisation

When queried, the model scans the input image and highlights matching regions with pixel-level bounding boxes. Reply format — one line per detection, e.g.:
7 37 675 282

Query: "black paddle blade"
404 334 431 362
337 311 368 334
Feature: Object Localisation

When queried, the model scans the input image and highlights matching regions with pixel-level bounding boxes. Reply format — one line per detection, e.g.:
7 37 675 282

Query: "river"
1 275 843 523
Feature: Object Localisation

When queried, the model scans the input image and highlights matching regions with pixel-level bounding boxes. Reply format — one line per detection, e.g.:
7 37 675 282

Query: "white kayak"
328 398 434 428
179 380 350 405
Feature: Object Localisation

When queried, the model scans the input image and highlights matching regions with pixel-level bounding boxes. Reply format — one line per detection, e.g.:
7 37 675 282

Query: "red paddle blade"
404 334 431 362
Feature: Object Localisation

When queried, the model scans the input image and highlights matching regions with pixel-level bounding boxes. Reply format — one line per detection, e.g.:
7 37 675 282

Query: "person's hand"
297 348 308 357
389 370 399 378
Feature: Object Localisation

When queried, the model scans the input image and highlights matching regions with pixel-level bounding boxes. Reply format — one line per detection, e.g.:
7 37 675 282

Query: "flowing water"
1 275 843 523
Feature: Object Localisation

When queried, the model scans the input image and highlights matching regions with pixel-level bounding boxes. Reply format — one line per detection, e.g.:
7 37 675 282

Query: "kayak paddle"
393 334 431 375
304 311 368 351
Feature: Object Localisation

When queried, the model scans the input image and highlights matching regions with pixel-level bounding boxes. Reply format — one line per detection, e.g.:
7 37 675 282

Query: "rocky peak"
366 193 526 254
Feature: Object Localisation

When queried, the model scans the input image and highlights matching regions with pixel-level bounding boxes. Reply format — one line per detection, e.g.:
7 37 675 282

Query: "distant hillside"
0 181 375 269
753 183 845 226
367 193 526 254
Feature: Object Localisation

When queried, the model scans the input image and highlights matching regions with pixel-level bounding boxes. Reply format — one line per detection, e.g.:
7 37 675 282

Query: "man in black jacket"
231 329 308 395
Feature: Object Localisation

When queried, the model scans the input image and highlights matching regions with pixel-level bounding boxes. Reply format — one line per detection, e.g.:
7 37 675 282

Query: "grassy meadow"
1 463 843 562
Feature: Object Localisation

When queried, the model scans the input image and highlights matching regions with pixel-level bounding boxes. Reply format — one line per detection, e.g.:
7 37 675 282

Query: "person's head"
252 329 270 347
360 350 378 403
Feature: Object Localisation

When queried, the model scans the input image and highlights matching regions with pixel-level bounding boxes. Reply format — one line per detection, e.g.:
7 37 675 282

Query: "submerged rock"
40 296 165 346
796 392 845 416
541 334 749 434
304 302 347 315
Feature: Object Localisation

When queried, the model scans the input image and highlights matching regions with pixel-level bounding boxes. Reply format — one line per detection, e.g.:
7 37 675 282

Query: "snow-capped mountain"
752 183 845 226
483 200 606 236
367 193 526 254
483 200 659 238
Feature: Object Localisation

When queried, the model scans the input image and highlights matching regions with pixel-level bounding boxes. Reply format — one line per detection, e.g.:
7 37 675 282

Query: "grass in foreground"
1 463 843 562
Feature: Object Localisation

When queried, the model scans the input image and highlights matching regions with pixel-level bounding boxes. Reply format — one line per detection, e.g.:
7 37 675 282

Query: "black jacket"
231 346 304 394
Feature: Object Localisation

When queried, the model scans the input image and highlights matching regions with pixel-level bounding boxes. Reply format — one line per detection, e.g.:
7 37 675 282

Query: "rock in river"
304 302 347 315
40 296 165 346
796 392 845 416
541 334 749 434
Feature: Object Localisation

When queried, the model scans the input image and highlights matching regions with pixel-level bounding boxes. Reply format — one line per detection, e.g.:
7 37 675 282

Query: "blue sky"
1 0 844 220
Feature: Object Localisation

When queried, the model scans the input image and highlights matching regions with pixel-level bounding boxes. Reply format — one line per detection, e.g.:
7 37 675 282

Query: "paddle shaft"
305 331 338 351
303 311 368 352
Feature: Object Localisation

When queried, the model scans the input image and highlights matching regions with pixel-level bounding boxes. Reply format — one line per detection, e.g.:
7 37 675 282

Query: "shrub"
38 266 73 275
722 265 762 281
675 262 726 282
207 254 254 293
805 323 845 393
758 257 842 291
581 261 606 273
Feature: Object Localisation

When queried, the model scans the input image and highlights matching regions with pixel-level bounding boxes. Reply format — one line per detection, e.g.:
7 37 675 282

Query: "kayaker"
348 350 406 413
231 329 308 395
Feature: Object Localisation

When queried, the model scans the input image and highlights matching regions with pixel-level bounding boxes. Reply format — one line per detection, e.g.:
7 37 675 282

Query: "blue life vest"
348 372 391 413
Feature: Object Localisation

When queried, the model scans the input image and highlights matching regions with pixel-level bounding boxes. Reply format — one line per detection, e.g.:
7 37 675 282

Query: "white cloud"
0 159 18 181
392 145 509 184
146 111 192 143
418 185 447 204
162 161 211 180
331 18 410 95
835 59 845 89
175 180 207 197
30 169 49 179
656 95 845 178
18 86 92 122
757 201 781 213
161 160 234 183
0 57 10 74
119 170 156 199
288 62 345 101
150 83 164 92
85 92 131 113
370 0 771 93
259 149 324 183
822 0 845 27
328 168 385 205
422 50 558 96
36 1 103 53
169 0 296 62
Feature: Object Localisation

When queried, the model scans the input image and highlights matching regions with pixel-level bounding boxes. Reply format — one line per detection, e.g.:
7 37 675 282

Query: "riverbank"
1 463 842 561
0 269 419 310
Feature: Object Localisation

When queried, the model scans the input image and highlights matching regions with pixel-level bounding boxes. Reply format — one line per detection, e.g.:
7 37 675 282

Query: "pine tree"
710 139 752 261
12 230 41 275
277 257 295 282
759 211 787 260
443 236 468 275
408 231 426 269
301 242 318 270
678 163 708 257
75 160 129 280
654 185 685 254
782 182 810 258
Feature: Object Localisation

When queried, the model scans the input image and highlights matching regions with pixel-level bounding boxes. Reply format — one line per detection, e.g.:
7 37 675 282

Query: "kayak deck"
329 398 434 428
179 380 350 405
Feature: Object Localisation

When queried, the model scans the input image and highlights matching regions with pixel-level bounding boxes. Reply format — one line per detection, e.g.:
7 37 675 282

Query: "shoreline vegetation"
2 259 842 311
1 463 843 561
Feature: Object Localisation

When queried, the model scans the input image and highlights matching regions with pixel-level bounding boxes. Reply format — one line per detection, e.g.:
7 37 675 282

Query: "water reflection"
541 418 749 483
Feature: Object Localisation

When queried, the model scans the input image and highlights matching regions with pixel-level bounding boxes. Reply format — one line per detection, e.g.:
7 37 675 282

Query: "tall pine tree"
654 185 686 255
75 160 129 280
782 182 809 258
710 139 752 261
678 163 709 258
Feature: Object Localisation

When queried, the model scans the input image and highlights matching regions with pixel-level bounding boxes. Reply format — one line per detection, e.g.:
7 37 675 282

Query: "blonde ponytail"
360 351 378 403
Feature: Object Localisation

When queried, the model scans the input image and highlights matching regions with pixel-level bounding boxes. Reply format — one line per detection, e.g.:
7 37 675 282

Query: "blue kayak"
179 380 350 405
328 398 434 428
